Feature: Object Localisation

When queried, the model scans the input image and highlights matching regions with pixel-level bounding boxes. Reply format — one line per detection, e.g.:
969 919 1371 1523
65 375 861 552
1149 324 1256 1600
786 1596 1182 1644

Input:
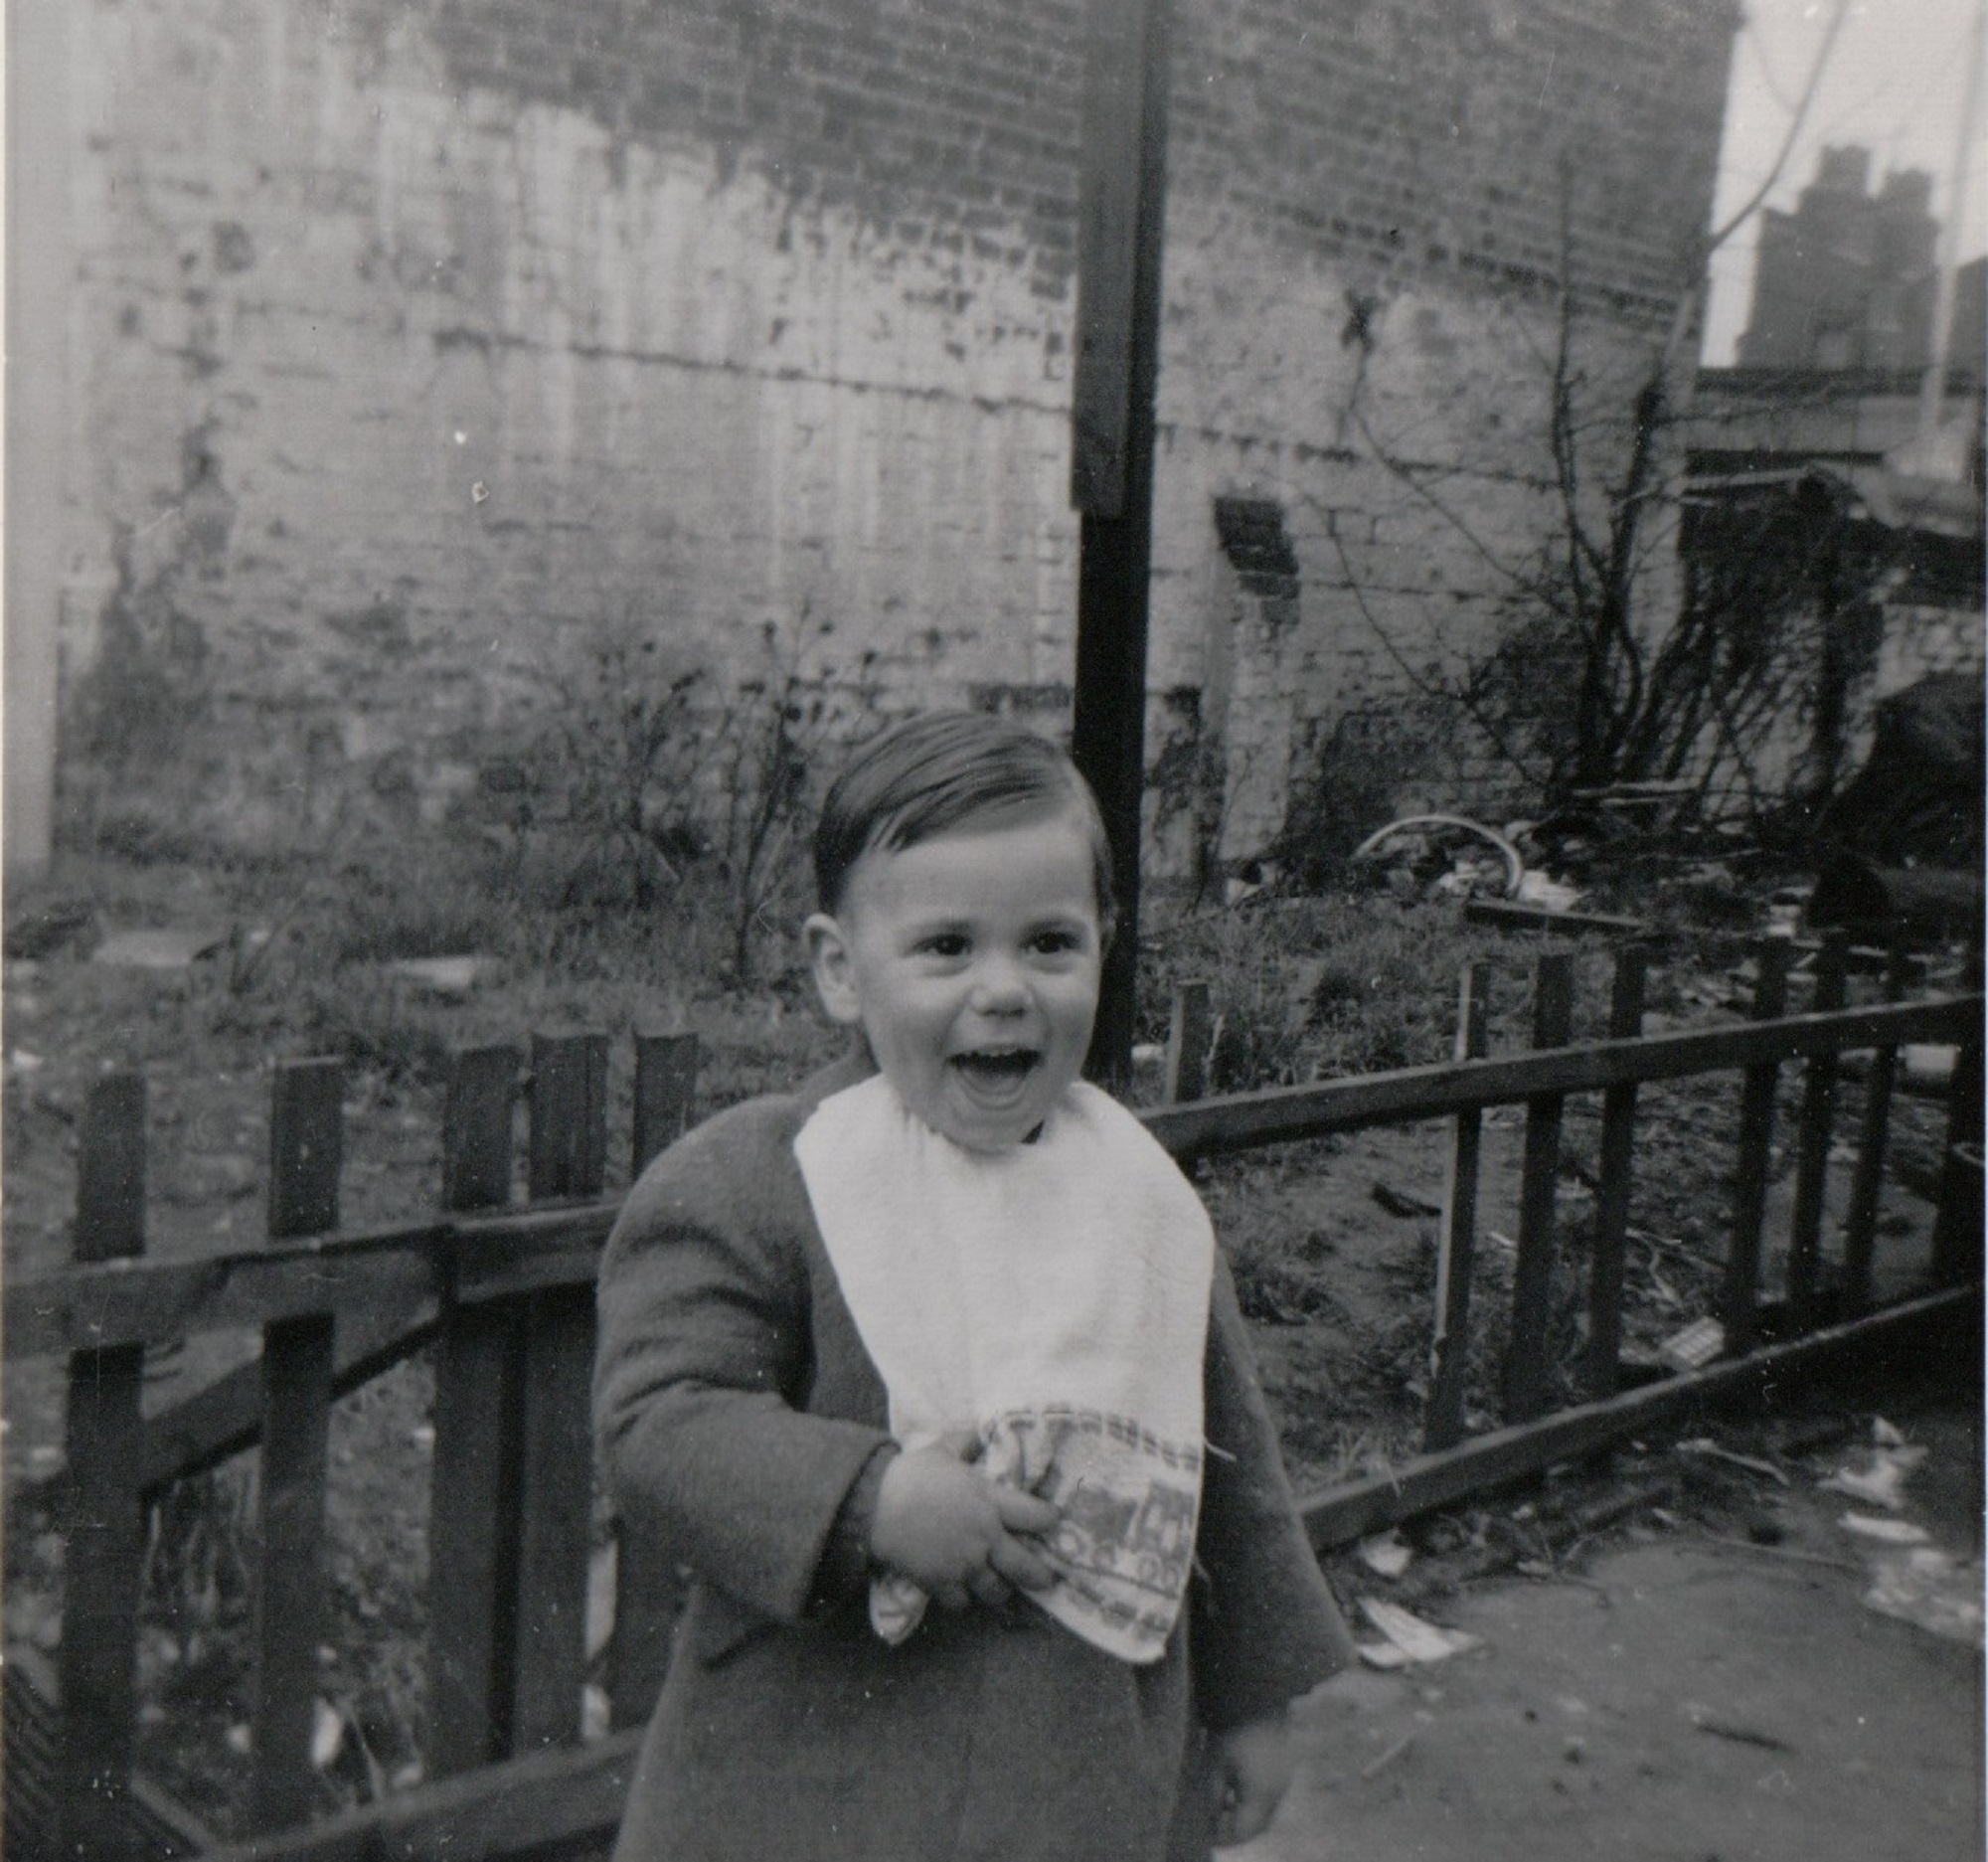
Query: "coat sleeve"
592 1098 896 1626
1189 1250 1357 1730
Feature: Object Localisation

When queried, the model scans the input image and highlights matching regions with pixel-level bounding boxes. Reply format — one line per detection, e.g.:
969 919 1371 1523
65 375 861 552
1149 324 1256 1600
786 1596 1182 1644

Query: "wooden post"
615 1035 700 1729
251 1059 344 1833
631 1032 699 1177
428 1046 525 1776
1582 945 1647 1400
1783 933 1848 1333
59 1074 149 1862
1163 982 1212 1104
511 1035 608 1752
1841 945 1908 1317
1722 940 1790 1355
1425 964 1489 1451
1071 0 1173 1089
1503 952 1574 1424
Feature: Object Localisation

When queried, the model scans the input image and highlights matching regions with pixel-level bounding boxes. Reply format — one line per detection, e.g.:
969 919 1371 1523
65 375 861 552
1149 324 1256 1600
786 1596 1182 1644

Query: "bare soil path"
1244 1402 1984 1862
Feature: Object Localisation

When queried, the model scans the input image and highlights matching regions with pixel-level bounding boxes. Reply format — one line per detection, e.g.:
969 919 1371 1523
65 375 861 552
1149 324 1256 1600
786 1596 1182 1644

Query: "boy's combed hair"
815 711 1116 933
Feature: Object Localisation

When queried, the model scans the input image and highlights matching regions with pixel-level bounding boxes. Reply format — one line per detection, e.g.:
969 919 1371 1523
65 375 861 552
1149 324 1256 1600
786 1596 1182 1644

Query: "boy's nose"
967 959 1031 1015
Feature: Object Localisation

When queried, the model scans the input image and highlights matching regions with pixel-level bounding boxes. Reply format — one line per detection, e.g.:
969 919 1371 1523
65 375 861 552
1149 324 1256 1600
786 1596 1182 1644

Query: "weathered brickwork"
48 0 1738 864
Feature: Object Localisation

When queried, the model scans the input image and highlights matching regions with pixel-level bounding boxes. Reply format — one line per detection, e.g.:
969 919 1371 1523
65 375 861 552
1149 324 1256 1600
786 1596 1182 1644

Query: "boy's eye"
919 932 970 958
1030 927 1086 956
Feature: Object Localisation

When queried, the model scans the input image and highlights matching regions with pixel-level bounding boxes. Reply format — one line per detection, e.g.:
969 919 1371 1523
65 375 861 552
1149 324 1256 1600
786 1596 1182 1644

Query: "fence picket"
614 1036 702 1727
59 1074 150 1862
632 1033 700 1177
1723 940 1790 1354
1841 946 1908 1317
1424 965 1489 1451
1582 946 1647 1400
251 1059 346 1833
429 1046 525 1777
1783 935 1848 1333
510 1036 608 1752
1164 982 1213 1104
1503 952 1574 1424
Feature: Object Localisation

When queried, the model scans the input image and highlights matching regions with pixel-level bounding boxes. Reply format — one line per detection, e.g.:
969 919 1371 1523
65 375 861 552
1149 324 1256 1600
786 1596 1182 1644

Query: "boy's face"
805 805 1103 1152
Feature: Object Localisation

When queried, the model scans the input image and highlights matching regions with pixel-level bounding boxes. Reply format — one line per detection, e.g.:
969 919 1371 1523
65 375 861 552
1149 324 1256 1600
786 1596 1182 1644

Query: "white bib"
794 1074 1214 1663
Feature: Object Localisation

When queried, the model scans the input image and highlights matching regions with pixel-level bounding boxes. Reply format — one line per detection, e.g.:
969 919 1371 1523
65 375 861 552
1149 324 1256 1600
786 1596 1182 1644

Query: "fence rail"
7 947 1981 1861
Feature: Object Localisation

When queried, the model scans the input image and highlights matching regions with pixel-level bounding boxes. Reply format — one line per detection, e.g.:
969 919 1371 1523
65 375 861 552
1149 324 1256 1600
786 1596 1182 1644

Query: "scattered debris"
92 927 229 970
1902 1044 1958 1090
1360 1599 1484 1666
1678 1439 1790 1486
311 1698 344 1772
1360 1733 1416 1780
1358 1530 1414 1579
1685 1701 1794 1753
1371 1181 1441 1220
1863 1549 1985 1646
1513 870 1584 913
1819 1422 1928 1510
1702 1534 1861 1574
384 954 498 1000
1838 1514 1930 1546
1657 1317 1724 1373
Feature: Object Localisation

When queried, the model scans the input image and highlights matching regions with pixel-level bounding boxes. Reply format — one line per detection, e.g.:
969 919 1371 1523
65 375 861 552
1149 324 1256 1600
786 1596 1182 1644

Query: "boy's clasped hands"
867 1442 1061 1610
866 1442 1294 1846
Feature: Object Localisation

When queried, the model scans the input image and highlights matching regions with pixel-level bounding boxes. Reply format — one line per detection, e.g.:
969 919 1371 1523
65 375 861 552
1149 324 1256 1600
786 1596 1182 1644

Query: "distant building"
1737 145 1982 373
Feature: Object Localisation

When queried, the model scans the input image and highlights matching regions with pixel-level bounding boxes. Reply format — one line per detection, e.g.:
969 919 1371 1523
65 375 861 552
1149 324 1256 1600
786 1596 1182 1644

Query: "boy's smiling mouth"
950 1048 1041 1091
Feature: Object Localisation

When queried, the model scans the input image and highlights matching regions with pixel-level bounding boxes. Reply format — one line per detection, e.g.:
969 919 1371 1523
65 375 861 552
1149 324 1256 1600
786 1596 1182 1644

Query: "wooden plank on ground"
194 1728 644 1862
1504 952 1574 1424
1301 1284 1980 1553
1841 946 1908 1317
1783 934 1848 1332
632 1031 699 1176
251 1059 344 1833
59 1073 149 1862
428 1049 526 1778
1721 941 1790 1356
1424 965 1488 1451
1464 897 1649 938
1583 945 1647 1400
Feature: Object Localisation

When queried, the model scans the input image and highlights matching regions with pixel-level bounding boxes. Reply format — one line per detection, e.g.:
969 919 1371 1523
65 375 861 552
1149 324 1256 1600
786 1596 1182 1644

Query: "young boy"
593 712 1352 1861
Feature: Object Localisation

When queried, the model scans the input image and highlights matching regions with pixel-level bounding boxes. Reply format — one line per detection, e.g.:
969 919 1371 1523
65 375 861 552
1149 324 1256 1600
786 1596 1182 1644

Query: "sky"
1701 0 1988 363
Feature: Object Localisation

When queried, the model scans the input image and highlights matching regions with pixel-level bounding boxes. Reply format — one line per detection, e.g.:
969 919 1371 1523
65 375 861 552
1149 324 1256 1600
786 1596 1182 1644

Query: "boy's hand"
1209 1711 1295 1848
869 1445 1060 1609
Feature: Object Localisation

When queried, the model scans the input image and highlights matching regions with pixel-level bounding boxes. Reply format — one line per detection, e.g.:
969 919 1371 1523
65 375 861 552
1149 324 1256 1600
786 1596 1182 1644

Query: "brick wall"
47 0 1737 865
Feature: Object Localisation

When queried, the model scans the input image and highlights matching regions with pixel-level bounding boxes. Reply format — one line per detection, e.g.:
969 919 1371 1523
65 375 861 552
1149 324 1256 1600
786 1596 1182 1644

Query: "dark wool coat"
592 1061 1353 1862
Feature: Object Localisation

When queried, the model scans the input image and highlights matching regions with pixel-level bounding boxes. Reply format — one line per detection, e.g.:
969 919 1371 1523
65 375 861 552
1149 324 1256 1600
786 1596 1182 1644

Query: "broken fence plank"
429 1050 526 1778
1722 941 1790 1356
1783 934 1848 1334
252 1058 344 1834
1583 945 1647 1400
59 1074 149 1862
1840 945 1909 1318
1424 963 1488 1453
1504 951 1574 1425
632 1031 700 1176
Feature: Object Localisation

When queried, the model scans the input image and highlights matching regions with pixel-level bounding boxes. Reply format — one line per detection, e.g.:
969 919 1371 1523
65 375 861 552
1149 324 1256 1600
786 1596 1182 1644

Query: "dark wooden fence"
6 944 1980 1862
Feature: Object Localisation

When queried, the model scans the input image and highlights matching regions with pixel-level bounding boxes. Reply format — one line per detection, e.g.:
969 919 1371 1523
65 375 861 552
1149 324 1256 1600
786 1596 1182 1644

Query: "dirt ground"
1249 1399 1985 1862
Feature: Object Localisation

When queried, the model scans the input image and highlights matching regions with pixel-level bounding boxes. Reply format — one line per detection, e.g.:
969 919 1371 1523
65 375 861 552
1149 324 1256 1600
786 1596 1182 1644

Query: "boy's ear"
803 913 864 1026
